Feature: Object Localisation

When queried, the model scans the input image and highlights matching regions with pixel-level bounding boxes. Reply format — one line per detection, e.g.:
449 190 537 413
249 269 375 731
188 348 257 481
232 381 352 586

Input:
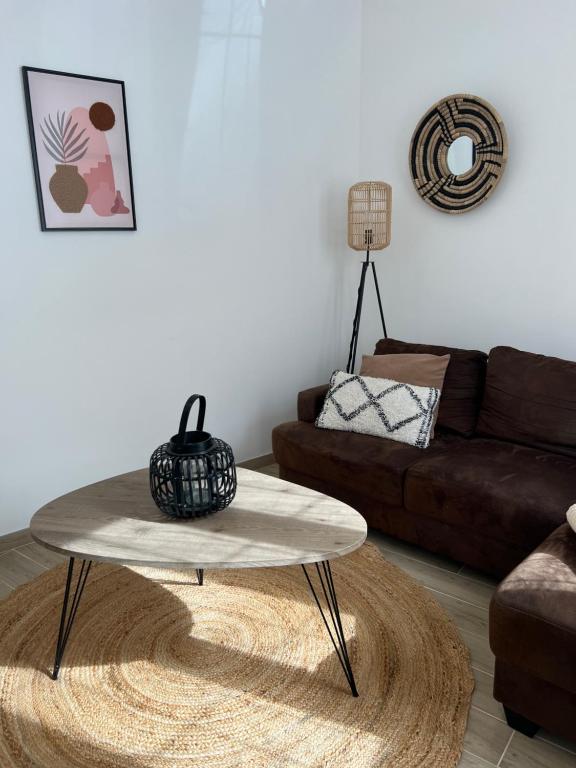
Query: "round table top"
30 468 367 569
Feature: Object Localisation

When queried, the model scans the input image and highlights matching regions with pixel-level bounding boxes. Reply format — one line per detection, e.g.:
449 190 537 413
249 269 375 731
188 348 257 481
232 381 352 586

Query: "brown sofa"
272 338 576 739
273 339 576 578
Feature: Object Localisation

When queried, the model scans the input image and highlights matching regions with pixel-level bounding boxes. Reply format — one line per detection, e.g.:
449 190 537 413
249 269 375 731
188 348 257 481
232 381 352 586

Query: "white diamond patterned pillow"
568 505 576 535
316 370 440 449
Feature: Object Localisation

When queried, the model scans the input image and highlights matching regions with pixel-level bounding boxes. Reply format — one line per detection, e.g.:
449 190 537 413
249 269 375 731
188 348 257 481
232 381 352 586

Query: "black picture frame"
22 66 137 231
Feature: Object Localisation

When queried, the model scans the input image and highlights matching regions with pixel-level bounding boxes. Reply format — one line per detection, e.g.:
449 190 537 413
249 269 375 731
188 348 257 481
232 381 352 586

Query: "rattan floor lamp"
346 181 391 373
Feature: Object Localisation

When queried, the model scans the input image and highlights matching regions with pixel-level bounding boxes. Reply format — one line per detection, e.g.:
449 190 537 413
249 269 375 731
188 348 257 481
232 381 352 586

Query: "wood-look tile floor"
0 462 574 767
257 465 576 767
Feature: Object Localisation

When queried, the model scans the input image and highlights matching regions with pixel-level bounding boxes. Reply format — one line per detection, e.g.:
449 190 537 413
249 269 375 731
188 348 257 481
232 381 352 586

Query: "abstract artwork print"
23 67 136 230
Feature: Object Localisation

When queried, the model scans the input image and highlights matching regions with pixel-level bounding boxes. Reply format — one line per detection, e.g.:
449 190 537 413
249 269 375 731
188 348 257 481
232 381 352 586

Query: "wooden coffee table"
30 467 367 695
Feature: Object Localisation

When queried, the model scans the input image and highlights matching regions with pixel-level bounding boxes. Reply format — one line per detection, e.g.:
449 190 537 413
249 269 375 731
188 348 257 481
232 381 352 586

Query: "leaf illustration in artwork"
63 121 78 148
64 127 86 155
67 149 89 164
66 137 89 163
62 113 73 141
48 114 63 150
40 125 63 158
43 118 62 151
42 141 63 163
40 111 90 164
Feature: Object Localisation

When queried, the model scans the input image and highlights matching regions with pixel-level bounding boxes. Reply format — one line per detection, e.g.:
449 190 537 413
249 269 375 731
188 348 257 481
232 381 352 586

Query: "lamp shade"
347 181 392 251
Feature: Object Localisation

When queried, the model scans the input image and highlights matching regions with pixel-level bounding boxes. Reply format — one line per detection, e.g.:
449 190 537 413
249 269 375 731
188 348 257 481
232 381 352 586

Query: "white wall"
359 0 576 361
0 0 362 534
7 0 574 536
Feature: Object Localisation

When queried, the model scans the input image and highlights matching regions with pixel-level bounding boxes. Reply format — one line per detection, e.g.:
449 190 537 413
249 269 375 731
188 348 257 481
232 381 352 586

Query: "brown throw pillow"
373 339 486 436
360 353 450 438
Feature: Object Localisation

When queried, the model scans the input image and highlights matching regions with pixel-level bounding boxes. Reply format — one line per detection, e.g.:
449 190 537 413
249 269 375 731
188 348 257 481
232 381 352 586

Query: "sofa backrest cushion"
477 345 576 457
373 338 487 436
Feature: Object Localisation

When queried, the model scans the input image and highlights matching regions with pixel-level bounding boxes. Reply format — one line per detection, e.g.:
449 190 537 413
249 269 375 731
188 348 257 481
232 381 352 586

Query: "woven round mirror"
409 93 507 214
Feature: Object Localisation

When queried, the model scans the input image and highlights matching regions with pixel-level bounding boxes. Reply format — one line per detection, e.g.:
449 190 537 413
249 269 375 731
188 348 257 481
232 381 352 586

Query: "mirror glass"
446 135 475 175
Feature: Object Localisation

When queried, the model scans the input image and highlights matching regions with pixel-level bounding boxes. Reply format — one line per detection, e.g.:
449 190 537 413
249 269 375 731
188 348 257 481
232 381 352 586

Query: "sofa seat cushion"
490 524 576 694
404 439 576 553
272 421 459 507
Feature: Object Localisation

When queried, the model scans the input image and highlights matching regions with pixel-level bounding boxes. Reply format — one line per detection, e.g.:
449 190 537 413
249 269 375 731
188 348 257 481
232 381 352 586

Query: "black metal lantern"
150 394 236 519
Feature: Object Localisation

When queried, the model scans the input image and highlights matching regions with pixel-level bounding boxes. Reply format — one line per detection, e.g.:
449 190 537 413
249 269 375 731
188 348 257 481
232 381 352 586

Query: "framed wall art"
22 66 136 231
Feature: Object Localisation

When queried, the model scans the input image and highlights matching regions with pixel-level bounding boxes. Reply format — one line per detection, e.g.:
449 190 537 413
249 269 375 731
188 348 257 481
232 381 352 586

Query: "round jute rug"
0 543 473 768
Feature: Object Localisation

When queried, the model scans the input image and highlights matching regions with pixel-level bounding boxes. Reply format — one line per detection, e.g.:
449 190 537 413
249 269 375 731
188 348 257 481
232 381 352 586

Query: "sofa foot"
504 706 539 737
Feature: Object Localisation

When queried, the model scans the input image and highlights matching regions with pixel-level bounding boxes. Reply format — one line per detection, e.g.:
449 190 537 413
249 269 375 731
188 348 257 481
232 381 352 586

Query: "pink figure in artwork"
111 191 130 214
68 102 129 216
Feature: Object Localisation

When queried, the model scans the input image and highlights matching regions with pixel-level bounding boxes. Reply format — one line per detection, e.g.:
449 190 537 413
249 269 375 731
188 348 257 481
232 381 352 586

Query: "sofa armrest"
298 384 329 423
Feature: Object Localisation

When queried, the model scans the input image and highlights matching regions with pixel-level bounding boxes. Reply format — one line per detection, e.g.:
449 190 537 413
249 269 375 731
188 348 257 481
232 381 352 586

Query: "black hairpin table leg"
301 560 359 697
52 557 92 680
196 569 204 586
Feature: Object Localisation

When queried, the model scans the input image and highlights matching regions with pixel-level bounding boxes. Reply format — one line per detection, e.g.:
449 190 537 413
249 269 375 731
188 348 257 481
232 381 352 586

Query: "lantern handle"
178 394 206 436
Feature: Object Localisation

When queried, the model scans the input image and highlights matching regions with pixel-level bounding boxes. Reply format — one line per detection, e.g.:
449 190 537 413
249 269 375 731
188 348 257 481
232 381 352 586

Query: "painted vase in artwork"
49 164 88 213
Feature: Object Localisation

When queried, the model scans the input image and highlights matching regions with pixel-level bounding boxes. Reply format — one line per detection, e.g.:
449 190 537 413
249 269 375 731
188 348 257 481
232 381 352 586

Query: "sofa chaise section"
489 523 576 741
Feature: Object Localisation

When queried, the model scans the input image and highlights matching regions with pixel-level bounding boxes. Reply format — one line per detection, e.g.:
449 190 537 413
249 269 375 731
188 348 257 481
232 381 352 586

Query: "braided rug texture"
0 543 473 767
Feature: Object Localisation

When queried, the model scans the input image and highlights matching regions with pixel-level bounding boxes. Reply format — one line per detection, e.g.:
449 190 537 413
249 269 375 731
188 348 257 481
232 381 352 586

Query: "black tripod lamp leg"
346 258 370 373
346 267 364 373
196 568 204 586
370 261 388 339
